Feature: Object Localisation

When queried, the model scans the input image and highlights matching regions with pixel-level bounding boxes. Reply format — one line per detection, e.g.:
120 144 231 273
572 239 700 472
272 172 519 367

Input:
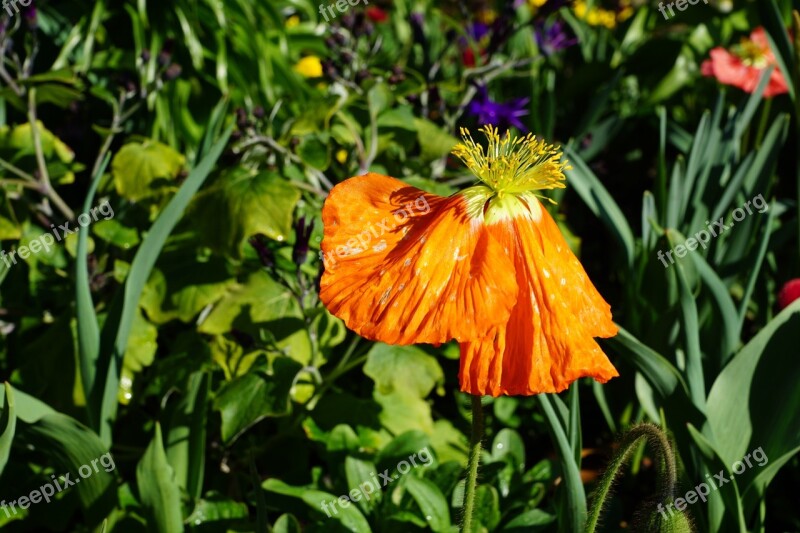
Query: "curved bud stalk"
585 423 692 533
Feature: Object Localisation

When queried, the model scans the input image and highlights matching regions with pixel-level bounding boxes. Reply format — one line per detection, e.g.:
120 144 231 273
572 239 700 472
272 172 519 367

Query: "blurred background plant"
0 0 798 531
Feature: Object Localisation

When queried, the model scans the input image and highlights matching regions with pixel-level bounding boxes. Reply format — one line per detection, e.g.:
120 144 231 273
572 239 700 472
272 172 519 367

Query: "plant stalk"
462 394 484 532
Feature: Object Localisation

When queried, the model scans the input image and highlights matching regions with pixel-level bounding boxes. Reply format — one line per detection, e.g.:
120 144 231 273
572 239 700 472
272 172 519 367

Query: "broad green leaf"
184 493 249 527
139 244 235 325
413 118 458 161
404 476 451 532
501 509 556 532
213 357 302 443
490 429 525 472
136 423 184 533
345 456 381 513
272 514 302 533
364 343 444 398
198 270 311 365
0 120 75 162
1 385 116 524
472 484 501 532
92 220 140 249
111 140 185 201
706 299 800 509
0 216 21 240
192 167 300 257
262 478 371 533
375 390 435 436
297 133 330 170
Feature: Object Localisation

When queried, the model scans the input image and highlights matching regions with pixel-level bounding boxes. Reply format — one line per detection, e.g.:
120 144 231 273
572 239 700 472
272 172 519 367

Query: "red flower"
778 279 800 310
701 27 789 98
366 7 388 23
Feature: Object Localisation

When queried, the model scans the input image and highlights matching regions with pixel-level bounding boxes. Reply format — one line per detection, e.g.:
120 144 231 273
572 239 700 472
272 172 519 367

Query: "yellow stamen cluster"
452 126 569 196
734 38 770 68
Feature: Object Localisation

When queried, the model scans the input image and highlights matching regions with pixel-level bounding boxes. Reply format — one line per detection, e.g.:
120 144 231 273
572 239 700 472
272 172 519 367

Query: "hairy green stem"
462 395 484 532
585 423 676 533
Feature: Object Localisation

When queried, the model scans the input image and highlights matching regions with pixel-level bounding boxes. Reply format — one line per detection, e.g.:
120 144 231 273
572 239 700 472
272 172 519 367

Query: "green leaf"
490 428 525 472
111 140 185 201
472 484 501 532
213 357 302 443
192 167 301 257
501 509 556 532
705 299 800 510
95 126 231 446
92 219 140 249
0 383 16 477
345 456 381 513
297 133 330 170
198 270 311 365
184 493 249 527
537 394 585 532
413 118 459 161
404 476 451 532
364 343 444 398
262 479 371 533
166 372 209 500
758 0 796 99
272 514 302 533
136 423 184 533
2 385 117 524
564 147 635 267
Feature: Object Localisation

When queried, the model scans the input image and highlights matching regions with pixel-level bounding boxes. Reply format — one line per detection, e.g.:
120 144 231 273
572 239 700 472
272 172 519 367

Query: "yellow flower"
572 0 632 29
335 149 348 164
286 15 300 29
294 56 323 78
477 9 497 25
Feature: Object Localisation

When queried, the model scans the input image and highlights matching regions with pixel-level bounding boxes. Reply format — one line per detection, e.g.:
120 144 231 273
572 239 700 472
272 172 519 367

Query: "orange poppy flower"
319 126 618 396
701 27 789 98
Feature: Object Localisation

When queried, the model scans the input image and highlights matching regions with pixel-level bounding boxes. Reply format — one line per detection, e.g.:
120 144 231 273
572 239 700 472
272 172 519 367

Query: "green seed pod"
636 505 694 533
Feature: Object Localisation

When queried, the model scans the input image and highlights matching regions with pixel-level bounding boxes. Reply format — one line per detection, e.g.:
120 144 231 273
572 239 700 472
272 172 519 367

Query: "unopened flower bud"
292 217 314 267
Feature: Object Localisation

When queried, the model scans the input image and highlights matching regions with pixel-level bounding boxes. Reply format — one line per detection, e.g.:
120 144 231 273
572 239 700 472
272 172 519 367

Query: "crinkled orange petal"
320 173 518 345
459 197 618 396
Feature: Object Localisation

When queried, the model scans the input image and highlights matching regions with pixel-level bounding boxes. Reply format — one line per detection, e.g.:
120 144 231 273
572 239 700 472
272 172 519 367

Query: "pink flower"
778 279 800 311
701 27 789 98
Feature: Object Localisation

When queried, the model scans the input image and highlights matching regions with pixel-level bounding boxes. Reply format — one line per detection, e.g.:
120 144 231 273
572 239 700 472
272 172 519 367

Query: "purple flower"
22 2 37 29
535 20 577 56
467 22 491 42
467 85 529 132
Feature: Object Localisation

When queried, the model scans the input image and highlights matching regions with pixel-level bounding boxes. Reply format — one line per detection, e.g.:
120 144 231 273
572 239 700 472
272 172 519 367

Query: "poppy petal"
459 195 618 396
320 173 518 345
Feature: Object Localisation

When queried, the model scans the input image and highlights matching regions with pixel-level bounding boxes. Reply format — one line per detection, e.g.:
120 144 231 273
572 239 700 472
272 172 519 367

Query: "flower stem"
462 395 484 532
585 423 676 533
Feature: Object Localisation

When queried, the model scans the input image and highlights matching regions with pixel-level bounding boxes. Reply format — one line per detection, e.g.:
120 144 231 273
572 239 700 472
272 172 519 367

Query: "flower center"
452 125 569 196
734 39 770 68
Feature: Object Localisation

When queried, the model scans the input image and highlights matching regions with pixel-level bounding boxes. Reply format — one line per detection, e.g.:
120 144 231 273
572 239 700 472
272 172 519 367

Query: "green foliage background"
0 0 798 531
